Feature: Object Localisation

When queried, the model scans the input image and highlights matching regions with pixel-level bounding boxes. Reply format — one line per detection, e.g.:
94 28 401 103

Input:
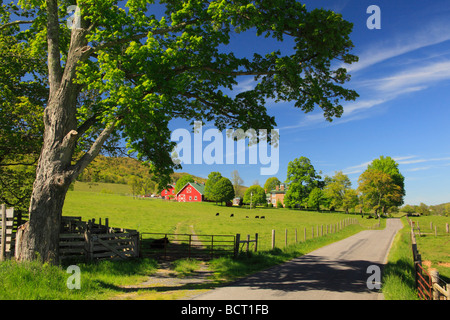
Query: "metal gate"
140 232 236 260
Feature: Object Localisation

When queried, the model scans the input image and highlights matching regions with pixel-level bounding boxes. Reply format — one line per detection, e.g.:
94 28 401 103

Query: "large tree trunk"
15 1 90 264
15 76 79 264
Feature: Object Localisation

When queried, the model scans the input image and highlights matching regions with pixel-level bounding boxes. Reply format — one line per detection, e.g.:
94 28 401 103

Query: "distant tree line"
254 155 408 217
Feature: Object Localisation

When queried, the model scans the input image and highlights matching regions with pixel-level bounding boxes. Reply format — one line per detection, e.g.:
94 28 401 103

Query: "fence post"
246 234 250 254
84 231 93 262
304 227 306 241
211 235 214 258
429 269 440 300
235 233 240 256
255 233 258 252
271 230 275 249
189 234 192 259
1 204 6 261
446 223 449 234
285 229 288 247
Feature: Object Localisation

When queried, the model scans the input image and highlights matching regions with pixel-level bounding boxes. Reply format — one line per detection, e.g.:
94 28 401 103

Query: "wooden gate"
59 216 139 262
0 205 15 260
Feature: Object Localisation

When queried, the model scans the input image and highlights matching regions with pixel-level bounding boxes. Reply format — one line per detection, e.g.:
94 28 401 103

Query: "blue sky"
168 1 450 206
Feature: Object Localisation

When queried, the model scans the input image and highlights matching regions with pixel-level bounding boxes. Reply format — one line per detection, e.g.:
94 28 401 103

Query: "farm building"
267 184 287 207
161 184 176 199
176 182 206 202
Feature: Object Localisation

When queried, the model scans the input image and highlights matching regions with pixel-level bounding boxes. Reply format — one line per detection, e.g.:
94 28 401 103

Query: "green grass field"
63 183 383 252
407 215 450 281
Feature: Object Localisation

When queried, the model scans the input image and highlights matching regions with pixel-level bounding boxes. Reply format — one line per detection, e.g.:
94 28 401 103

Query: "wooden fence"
269 217 359 250
410 220 449 300
235 233 258 255
59 216 139 263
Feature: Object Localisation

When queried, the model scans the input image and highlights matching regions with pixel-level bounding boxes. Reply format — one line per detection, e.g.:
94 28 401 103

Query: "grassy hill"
75 155 206 194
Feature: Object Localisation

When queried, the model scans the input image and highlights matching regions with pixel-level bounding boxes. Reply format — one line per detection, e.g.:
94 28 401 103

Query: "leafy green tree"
175 174 194 193
367 156 405 209
264 177 281 192
204 171 223 202
307 187 325 211
323 171 351 210
243 185 266 208
214 177 235 205
3 0 358 263
284 157 322 208
0 13 46 219
342 189 359 214
357 170 403 217
128 175 142 196
400 204 415 215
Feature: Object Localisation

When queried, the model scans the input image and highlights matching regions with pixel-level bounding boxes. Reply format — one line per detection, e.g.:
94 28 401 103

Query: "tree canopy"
204 171 223 202
213 177 235 205
264 177 281 192
1 0 359 263
323 171 351 210
284 156 322 208
243 185 266 207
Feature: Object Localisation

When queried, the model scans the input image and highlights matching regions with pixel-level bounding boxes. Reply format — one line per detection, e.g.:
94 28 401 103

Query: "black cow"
261 216 265 219
255 216 259 219
230 214 234 217
216 213 220 216
150 236 170 249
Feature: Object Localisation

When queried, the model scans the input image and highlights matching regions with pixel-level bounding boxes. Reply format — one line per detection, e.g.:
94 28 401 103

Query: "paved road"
192 219 403 300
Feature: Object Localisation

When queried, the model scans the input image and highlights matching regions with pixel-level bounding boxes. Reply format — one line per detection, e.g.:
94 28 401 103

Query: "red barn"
176 182 205 202
161 184 176 199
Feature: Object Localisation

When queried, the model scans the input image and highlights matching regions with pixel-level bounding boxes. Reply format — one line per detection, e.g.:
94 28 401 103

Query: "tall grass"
0 258 158 300
381 218 418 300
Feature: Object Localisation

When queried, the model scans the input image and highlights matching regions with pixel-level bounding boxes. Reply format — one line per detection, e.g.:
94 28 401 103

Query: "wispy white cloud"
347 20 450 73
371 60 450 94
342 155 450 176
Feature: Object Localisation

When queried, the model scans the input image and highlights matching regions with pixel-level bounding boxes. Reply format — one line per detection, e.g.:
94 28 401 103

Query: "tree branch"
70 121 117 180
46 0 63 96
88 19 199 54
0 20 34 31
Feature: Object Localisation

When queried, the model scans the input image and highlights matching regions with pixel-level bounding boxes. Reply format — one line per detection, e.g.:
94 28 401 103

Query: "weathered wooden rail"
0 205 15 260
59 216 139 263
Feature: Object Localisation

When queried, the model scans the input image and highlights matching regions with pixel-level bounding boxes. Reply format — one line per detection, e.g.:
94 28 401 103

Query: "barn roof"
176 182 205 195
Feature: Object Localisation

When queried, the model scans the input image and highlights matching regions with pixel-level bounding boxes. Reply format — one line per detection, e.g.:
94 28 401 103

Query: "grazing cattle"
216 213 220 216
150 236 170 249
261 216 265 219
255 216 259 219
230 214 234 217
246 216 249 218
